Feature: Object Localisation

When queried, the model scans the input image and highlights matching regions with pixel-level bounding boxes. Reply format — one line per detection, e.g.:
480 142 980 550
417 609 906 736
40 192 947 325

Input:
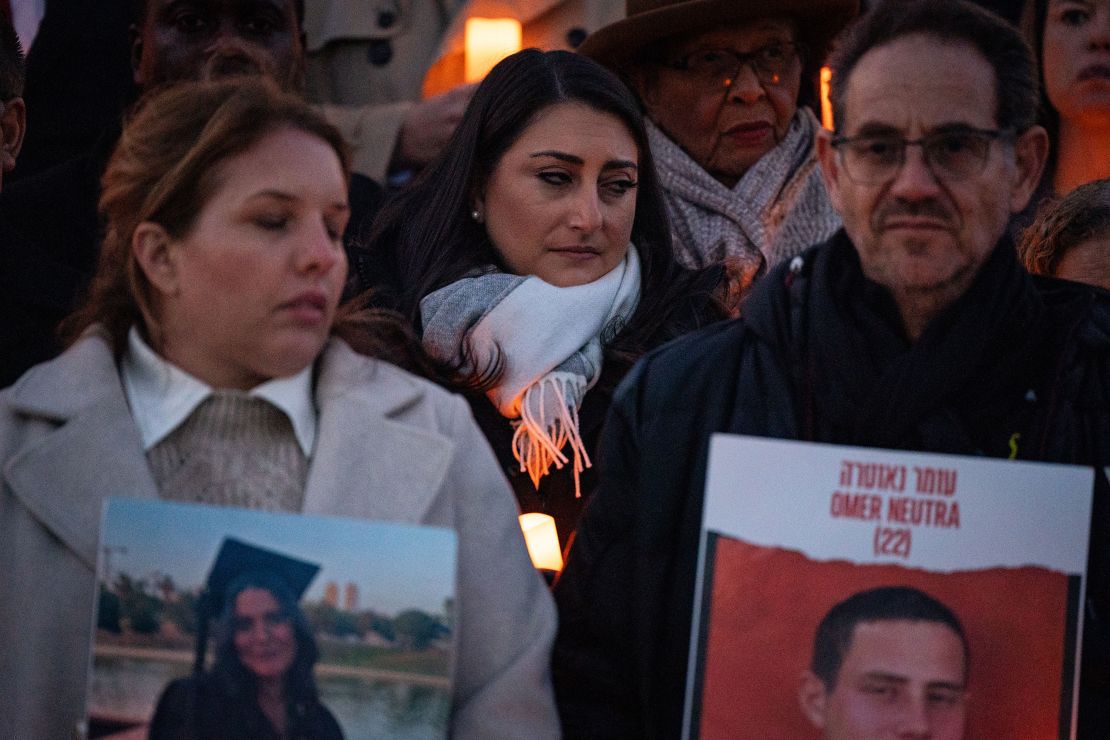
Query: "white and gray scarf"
420 249 641 496
649 108 841 272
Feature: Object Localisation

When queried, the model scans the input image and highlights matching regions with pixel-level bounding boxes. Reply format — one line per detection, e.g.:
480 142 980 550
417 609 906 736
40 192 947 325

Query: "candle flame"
465 18 523 83
820 66 834 131
519 513 563 572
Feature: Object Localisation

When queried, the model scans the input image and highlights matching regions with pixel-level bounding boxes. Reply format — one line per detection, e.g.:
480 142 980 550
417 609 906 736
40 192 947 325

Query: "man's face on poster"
800 619 968 740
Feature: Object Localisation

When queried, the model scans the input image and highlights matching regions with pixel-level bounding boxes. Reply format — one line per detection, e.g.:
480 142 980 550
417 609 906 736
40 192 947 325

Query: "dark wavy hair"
1019 178 1110 277
211 571 321 708
360 49 728 384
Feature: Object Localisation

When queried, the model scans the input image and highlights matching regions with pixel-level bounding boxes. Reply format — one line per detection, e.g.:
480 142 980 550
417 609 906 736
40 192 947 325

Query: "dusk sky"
100 498 457 615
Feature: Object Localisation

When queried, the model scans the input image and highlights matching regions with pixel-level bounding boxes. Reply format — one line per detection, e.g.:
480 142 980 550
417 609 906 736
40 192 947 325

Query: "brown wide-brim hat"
579 0 859 72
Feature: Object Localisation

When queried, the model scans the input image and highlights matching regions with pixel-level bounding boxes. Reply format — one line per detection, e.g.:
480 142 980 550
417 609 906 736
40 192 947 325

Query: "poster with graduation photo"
87 498 457 740
684 435 1094 740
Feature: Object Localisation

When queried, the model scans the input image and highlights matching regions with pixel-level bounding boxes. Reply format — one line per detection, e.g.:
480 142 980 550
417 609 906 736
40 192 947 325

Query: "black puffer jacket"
553 230 1110 738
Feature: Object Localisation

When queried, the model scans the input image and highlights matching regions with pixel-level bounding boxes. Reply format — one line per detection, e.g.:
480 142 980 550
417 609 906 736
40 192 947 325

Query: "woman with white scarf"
361 50 732 551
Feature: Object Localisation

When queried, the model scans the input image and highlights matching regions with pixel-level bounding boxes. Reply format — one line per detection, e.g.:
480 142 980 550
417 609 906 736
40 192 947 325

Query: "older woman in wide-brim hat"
580 0 858 277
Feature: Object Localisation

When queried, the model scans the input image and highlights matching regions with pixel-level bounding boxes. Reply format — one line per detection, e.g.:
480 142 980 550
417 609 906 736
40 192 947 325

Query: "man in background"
0 0 332 387
6 0 134 181
0 14 24 191
0 14 45 387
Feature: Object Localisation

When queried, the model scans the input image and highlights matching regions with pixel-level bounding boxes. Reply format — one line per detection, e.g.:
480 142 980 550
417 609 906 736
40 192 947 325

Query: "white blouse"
119 327 317 456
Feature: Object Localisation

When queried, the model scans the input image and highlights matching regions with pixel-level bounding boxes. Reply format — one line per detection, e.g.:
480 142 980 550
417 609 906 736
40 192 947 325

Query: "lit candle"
519 513 563 572
820 66 834 131
465 18 523 83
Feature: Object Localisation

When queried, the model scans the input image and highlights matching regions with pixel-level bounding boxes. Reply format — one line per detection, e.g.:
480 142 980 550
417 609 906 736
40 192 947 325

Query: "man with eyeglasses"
553 1 1110 737
577 0 857 279
813 20 1044 343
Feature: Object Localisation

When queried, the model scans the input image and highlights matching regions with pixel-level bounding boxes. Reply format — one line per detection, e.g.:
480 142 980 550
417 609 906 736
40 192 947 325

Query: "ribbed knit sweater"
146 394 308 511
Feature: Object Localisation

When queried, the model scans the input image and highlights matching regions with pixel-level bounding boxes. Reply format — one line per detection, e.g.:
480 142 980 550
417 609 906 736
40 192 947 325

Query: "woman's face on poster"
232 587 297 681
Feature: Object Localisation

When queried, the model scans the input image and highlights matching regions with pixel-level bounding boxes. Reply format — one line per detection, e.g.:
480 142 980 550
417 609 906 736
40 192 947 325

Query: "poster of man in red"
685 436 1094 740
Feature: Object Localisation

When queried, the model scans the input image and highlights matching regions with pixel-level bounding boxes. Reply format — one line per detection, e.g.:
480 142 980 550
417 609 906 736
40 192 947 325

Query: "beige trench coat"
0 334 559 740
305 0 624 181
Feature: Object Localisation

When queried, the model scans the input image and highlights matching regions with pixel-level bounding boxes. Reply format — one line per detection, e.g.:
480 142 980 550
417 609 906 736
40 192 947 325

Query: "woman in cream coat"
0 79 557 740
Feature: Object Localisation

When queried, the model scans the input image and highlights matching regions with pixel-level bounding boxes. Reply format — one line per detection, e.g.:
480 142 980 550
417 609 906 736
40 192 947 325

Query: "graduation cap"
192 537 320 674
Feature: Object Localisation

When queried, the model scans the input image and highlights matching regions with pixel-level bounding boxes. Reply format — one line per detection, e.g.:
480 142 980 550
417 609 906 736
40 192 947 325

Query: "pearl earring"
471 209 482 223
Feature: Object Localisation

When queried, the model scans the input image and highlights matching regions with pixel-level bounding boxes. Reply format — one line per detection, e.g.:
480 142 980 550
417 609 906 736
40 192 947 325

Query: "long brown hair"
63 78 350 355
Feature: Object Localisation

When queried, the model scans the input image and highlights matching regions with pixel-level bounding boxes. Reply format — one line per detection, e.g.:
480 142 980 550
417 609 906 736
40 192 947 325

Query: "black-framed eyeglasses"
665 42 802 90
830 127 1014 185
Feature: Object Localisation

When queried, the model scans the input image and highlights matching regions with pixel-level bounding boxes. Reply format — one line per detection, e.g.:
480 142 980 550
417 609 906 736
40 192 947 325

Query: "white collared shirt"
120 327 316 456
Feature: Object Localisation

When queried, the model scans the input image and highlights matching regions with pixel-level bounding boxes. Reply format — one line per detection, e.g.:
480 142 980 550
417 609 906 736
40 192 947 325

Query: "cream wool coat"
0 333 559 740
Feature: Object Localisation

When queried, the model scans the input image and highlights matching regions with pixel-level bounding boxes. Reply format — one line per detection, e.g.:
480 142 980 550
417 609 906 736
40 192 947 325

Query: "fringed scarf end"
511 376 593 497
